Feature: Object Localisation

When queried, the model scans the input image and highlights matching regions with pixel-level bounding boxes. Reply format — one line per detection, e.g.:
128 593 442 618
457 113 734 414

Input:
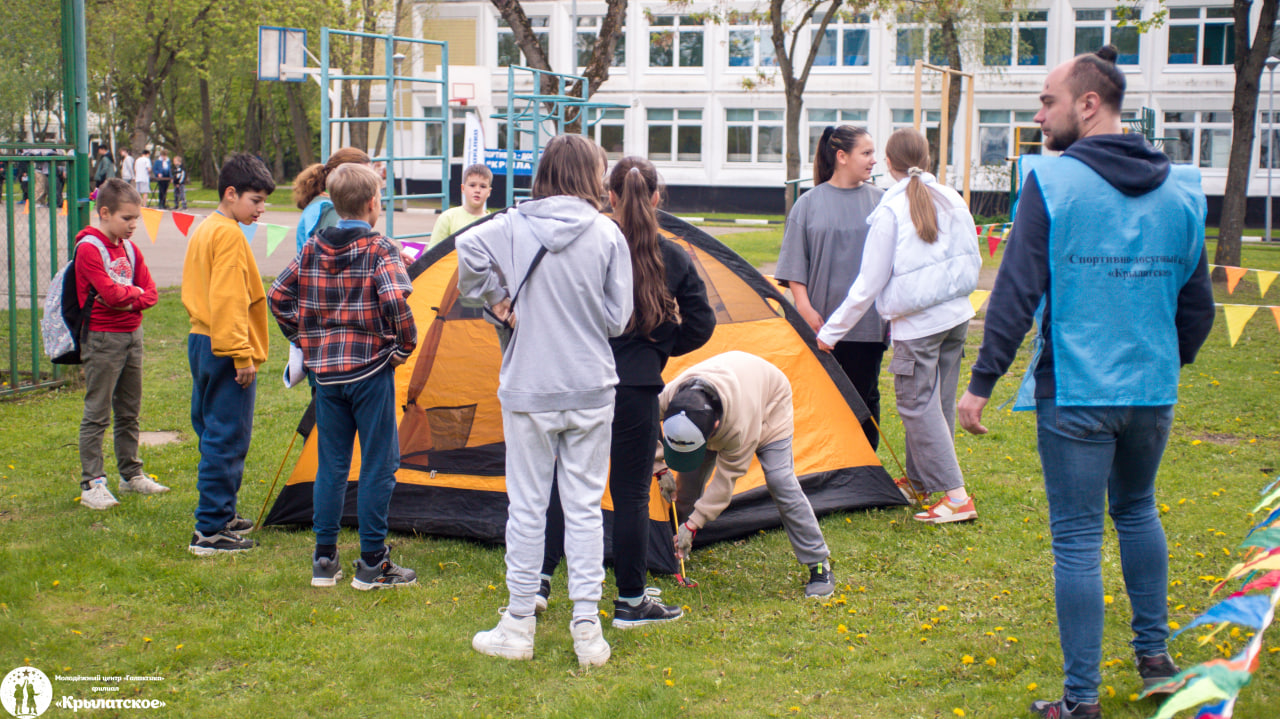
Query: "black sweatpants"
831 340 886 451
544 385 659 598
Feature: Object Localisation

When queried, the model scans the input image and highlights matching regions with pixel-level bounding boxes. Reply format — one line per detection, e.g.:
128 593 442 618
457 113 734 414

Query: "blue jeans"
313 365 400 553
188 334 256 534
1036 399 1174 705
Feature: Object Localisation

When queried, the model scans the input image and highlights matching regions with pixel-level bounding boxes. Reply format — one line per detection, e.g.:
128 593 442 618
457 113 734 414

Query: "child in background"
153 151 172 210
172 156 188 210
270 163 418 589
774 125 887 451
182 153 275 555
430 164 493 247
817 128 981 523
76 178 166 510
458 134 632 667
292 147 376 254
133 150 152 208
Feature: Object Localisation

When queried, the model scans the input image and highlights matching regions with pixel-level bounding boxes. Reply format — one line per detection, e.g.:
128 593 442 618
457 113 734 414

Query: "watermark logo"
1 666 52 718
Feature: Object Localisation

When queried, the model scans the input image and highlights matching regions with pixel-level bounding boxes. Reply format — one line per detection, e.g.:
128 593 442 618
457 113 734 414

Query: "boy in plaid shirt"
268 163 418 589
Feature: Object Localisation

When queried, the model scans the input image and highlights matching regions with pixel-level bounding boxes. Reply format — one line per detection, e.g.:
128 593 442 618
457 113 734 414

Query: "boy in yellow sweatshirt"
182 153 275 555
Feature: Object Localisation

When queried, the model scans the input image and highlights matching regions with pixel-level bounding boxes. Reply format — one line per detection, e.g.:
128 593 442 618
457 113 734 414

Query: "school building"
392 0 1273 216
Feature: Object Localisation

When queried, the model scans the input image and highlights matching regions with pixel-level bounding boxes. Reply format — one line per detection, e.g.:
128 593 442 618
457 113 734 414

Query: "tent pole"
253 431 300 532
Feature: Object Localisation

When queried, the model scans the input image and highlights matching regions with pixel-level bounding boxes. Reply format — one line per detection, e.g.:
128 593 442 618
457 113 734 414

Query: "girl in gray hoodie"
457 135 633 667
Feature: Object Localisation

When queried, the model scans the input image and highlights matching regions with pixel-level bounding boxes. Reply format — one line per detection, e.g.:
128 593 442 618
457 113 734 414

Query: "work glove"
655 468 676 504
674 521 697 560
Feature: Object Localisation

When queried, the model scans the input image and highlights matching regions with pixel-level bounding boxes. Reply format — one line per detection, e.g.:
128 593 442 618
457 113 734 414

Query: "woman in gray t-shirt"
775 125 886 449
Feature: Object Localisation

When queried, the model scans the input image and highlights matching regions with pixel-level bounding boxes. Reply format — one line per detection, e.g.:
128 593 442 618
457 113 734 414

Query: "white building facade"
399 0 1274 213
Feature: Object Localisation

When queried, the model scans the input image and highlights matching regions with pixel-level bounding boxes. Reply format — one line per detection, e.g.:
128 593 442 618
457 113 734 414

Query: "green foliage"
0 3 63 141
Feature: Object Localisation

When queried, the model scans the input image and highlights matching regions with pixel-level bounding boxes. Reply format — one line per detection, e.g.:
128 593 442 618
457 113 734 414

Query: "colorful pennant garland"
1145 476 1280 719
1209 264 1280 300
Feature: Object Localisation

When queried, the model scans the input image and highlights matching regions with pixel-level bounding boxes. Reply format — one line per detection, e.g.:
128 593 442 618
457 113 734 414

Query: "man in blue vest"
957 45 1215 719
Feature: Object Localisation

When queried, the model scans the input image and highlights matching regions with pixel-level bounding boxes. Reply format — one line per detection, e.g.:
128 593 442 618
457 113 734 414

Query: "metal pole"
1268 59 1279 242
384 37 396 239
393 52 407 212
320 29 330 160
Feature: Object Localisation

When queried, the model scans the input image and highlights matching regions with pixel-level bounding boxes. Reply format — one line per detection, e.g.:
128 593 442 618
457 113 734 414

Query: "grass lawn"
1 235 1278 717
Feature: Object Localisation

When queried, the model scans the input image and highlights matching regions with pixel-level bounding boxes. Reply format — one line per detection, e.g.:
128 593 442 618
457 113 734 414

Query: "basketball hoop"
451 82 476 107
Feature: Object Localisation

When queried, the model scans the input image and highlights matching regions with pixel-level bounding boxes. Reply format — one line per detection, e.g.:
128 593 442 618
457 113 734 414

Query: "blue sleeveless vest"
1011 154 1205 407
296 197 334 253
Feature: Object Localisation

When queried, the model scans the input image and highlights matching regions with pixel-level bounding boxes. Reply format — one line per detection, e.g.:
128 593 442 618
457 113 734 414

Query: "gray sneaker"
351 550 417 590
119 474 170 495
80 477 119 510
805 560 835 599
224 514 254 533
311 553 343 587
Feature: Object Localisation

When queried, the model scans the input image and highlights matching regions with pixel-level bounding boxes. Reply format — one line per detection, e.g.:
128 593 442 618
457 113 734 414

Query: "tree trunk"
286 83 316 168
784 88 804 214
1216 0 1278 268
932 16 964 179
199 75 217 188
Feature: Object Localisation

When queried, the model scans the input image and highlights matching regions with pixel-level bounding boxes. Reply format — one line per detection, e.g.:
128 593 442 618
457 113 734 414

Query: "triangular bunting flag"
1238 526 1280 552
59 199 67 216
265 224 288 256
969 290 991 314
88 200 94 216
172 211 195 237
1221 305 1258 347
19 200 28 215
240 222 259 242
1272 306 1280 334
1253 485 1280 513
1257 270 1277 298
140 206 163 244
1239 570 1280 594
1224 266 1248 294
1151 676 1233 719
986 226 999 258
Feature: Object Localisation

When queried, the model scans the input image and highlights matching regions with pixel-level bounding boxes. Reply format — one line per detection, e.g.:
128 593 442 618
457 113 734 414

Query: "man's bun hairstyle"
1067 44 1125 113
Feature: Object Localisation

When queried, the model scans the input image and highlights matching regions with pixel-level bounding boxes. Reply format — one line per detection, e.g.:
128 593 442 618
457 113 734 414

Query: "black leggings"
544 385 658 598
831 340 886 451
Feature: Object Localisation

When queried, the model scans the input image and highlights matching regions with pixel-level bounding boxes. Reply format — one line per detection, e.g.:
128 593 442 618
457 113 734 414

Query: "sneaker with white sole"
473 612 536 660
119 474 170 495
805 559 835 599
894 476 929 506
914 496 977 524
80 477 119 510
571 616 611 667
311 553 343 587
351 550 417 590
612 596 683 628
188 529 257 555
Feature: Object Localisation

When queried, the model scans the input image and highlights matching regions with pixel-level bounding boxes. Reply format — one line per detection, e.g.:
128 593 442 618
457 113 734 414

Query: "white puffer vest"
870 173 981 320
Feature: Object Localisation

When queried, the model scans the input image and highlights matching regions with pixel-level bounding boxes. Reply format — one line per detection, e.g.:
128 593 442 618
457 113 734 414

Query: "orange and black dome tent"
264 211 906 573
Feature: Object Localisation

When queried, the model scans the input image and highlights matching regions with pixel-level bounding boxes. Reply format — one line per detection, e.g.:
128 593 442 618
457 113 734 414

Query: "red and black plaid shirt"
269 226 416 385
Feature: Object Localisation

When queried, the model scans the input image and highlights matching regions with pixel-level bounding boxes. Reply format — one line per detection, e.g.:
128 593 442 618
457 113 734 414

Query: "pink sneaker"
914 496 977 524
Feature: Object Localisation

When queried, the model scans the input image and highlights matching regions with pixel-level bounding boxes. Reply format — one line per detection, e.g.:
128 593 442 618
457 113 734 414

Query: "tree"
488 0 627 117
1217 0 1279 268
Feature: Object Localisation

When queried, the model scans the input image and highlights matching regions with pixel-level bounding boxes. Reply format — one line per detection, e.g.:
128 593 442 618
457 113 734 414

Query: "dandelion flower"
837 624 848 634
1169 621 1181 630
665 679 674 687
1105 686 1115 698
985 657 997 666
1103 595 1114 605
52 581 59 587
856 633 867 639
1027 683 1037 692
954 709 966 717
961 655 974 665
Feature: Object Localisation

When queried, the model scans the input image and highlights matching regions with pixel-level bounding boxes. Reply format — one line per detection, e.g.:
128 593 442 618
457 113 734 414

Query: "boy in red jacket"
76 178 166 510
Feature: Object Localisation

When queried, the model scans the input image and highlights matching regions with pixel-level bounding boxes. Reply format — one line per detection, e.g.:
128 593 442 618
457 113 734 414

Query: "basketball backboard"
258 26 307 82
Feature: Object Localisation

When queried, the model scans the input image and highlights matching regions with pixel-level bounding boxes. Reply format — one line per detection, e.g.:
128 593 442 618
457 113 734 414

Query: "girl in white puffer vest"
817 128 982 525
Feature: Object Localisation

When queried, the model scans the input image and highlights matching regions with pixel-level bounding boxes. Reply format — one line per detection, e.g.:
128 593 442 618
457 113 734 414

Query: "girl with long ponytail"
540 155 716 628
775 124 888 451
292 147 374 253
816 128 981 524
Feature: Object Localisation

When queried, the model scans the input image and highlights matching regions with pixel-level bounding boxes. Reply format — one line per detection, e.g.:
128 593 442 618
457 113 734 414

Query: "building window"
497 16 549 68
813 14 871 67
1163 111 1231 168
1074 9 1141 64
895 15 945 66
649 15 705 68
424 106 444 158
1167 7 1235 65
984 11 1048 66
891 108 952 164
647 109 702 162
577 16 626 68
587 108 626 160
806 109 868 159
726 109 783 163
977 110 1040 166
727 16 777 68
1261 112 1280 170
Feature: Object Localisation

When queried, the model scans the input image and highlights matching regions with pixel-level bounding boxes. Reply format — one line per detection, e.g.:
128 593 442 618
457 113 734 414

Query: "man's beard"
1045 118 1081 152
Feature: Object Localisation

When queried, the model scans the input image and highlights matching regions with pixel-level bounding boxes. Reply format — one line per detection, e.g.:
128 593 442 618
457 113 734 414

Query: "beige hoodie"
658 351 793 529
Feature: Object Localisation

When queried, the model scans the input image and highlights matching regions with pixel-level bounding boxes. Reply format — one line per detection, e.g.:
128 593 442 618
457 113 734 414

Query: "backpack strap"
484 245 548 330
79 235 136 286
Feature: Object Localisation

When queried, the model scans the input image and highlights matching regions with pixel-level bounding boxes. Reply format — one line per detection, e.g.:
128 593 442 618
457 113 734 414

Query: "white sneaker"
80 477 119 510
119 474 170 495
570 616 611 667
472 612 535 660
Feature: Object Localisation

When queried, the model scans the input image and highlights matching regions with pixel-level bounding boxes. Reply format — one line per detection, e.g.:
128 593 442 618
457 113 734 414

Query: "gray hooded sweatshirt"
455 195 633 413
